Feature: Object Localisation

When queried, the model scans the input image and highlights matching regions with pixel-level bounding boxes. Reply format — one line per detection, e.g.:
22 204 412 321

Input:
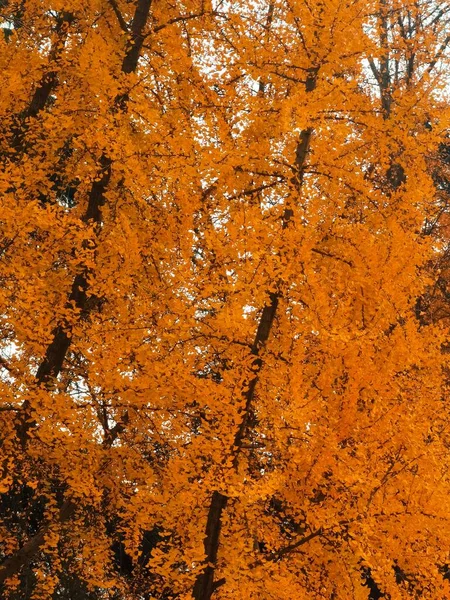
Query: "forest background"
1 0 450 598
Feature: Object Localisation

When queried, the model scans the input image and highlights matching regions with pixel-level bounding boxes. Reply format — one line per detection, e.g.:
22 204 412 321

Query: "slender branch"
153 11 208 33
251 528 324 567
311 248 354 267
108 0 129 33
368 57 381 85
423 34 450 78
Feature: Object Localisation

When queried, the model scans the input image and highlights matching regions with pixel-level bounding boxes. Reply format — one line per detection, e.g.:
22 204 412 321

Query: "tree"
1 0 450 599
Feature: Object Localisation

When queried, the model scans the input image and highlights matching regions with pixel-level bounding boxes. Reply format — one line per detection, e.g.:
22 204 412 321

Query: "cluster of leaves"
1 0 450 598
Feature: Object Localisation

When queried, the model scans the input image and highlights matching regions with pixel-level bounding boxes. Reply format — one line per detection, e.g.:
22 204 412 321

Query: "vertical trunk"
191 70 317 600
370 2 407 190
9 11 74 154
378 0 391 117
1 0 154 584
17 0 152 444
25 12 75 119
121 0 153 75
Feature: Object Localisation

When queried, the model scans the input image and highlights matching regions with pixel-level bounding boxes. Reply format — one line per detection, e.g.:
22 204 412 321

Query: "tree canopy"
1 0 450 598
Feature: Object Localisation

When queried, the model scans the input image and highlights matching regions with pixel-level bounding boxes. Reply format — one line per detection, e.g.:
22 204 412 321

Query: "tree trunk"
0 0 154 585
191 71 317 600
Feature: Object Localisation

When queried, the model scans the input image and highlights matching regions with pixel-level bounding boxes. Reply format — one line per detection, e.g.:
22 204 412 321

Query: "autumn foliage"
1 0 450 598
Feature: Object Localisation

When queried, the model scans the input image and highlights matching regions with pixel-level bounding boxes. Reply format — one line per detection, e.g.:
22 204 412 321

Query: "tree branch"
0 500 75 586
153 11 208 33
108 0 129 33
